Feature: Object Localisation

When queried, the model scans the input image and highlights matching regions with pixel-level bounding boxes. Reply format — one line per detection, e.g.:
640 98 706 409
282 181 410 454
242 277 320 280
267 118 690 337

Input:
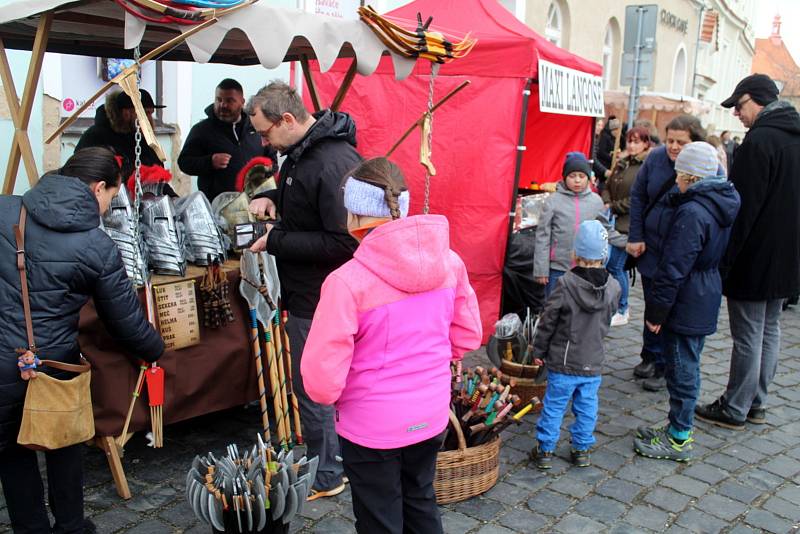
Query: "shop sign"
660 9 689 34
154 280 200 350
314 0 360 19
538 59 605 117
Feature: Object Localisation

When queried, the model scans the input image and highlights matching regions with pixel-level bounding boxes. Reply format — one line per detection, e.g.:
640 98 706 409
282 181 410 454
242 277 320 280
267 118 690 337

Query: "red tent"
311 0 603 341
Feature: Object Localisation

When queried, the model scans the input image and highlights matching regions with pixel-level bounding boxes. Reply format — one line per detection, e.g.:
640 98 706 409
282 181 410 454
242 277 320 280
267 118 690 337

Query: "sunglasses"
734 97 751 112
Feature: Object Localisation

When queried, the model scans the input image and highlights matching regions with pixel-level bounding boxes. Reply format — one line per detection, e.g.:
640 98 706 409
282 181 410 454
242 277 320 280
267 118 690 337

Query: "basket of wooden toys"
434 365 540 504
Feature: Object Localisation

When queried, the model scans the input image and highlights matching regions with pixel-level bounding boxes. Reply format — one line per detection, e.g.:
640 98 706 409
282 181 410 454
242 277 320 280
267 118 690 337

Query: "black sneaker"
642 369 666 391
747 407 766 424
695 399 745 430
571 449 591 467
633 361 655 378
530 447 553 470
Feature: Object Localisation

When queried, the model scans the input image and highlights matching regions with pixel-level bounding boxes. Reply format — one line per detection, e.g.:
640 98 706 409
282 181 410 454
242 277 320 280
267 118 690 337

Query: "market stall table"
79 260 259 499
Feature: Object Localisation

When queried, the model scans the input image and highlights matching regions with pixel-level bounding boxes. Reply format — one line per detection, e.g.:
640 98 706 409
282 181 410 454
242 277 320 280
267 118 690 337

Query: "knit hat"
721 74 779 108
562 152 592 178
574 220 608 261
343 177 410 218
674 142 719 179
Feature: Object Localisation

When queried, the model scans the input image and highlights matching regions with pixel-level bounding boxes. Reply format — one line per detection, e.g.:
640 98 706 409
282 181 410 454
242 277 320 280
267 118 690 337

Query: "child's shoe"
571 449 591 467
633 428 693 462
530 447 553 470
610 310 629 326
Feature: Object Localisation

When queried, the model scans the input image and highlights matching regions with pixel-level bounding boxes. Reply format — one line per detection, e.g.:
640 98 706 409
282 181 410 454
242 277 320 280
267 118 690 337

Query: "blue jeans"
536 371 601 452
606 246 629 314
544 269 566 299
641 276 665 368
663 329 704 432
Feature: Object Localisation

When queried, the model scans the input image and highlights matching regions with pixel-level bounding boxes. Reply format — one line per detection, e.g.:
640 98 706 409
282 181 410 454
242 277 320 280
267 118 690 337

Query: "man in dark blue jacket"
634 142 740 462
178 78 278 202
246 81 361 500
696 74 800 429
0 147 164 533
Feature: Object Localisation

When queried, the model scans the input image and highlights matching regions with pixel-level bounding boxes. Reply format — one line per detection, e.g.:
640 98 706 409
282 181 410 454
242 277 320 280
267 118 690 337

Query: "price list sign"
154 280 200 350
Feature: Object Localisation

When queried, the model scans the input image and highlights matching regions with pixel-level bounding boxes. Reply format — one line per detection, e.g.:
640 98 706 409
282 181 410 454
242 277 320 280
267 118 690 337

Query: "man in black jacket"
246 81 360 499
178 78 278 203
696 74 800 430
0 147 164 533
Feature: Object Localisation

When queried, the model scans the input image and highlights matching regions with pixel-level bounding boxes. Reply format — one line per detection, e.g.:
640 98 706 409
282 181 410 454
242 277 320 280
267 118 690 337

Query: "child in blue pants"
530 221 620 468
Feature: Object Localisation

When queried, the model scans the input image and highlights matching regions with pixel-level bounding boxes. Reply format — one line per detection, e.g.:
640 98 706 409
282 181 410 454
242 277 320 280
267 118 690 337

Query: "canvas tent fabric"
0 0 415 78
311 0 601 340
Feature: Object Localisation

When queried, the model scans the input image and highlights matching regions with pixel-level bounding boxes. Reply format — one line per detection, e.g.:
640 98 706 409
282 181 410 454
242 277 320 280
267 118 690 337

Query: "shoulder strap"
13 205 35 352
642 174 676 221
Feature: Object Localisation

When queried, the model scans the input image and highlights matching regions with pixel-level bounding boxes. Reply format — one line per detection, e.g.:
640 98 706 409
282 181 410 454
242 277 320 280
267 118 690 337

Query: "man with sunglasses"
696 74 800 430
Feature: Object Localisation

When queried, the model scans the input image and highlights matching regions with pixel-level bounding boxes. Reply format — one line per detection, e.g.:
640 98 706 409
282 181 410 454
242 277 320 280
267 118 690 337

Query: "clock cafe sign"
660 8 689 35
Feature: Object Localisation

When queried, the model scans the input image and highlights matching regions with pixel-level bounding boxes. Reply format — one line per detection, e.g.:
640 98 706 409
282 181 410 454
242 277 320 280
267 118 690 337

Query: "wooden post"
300 55 322 112
0 11 52 194
97 436 132 500
330 59 358 112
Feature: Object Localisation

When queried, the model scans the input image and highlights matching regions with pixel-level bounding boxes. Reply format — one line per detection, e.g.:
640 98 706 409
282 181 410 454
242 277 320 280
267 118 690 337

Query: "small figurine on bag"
17 350 40 380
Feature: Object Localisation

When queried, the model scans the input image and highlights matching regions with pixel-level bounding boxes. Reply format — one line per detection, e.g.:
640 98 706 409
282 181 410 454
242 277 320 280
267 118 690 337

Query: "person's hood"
98 92 132 134
673 179 740 228
284 109 357 160
562 267 611 312
555 180 594 198
353 214 450 293
22 174 101 232
751 100 800 135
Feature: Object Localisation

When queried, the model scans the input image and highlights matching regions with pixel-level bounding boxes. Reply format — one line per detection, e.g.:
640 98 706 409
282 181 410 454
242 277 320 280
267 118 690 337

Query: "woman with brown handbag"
0 147 164 533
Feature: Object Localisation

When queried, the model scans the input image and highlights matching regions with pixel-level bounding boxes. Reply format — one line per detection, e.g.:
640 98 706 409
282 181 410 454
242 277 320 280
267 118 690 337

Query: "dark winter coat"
532 267 620 377
645 180 741 336
75 93 162 168
601 149 650 235
177 105 278 203
721 101 800 301
0 175 164 451
257 110 362 319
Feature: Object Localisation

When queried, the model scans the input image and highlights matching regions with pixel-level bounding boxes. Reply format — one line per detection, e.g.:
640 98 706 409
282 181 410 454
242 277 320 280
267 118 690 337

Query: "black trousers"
0 442 85 534
340 433 444 534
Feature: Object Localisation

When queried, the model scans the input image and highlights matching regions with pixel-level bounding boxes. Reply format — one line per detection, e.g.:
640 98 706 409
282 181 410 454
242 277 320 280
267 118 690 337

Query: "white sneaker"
610 311 629 326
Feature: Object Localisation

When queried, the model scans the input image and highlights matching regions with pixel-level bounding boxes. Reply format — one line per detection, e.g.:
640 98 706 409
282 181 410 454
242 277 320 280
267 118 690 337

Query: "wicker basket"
500 359 546 412
434 411 500 504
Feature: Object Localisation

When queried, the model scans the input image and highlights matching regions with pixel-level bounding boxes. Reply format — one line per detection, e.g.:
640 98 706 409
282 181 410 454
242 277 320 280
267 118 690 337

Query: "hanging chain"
131 45 146 286
423 63 439 215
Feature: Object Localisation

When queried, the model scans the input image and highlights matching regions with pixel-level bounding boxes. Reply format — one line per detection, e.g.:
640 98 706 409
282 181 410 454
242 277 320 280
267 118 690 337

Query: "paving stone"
553 513 606 533
776 484 800 505
474 524 516 534
595 478 644 503
588 449 627 471
760 456 800 477
694 493 748 521
761 495 800 521
497 507 551 533
703 452 746 472
311 515 354 534
623 504 670 531
674 508 728 534
91 507 141 533
124 519 174 534
681 464 728 485
661 475 710 498
527 489 575 517
504 468 550 492
743 509 794 534
574 495 627 524
483 481 532 506
548 476 592 498
722 444 765 464
158 501 200 528
717 481 762 504
742 437 785 456
440 511 479 534
643 487 691 513
737 469 785 492
300 495 340 520
725 526 762 534
454 497 504 522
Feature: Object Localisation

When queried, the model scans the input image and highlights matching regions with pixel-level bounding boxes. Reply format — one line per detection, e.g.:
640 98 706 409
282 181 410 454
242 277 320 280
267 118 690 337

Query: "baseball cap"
116 89 166 110
574 220 608 261
721 74 779 108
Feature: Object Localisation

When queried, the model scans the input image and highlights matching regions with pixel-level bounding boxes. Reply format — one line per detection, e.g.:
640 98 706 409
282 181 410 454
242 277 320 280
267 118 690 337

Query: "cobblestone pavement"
1 283 800 533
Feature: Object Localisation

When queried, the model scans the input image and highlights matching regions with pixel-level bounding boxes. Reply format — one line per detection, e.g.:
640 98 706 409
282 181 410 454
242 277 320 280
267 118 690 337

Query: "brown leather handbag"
13 205 95 450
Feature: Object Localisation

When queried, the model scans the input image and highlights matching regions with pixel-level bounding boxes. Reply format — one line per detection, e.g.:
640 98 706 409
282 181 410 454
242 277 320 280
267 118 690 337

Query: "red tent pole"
499 78 534 317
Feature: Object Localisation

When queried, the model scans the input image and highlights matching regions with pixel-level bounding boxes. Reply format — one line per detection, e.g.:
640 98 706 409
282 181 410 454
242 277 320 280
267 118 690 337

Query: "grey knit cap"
343 177 410 218
674 142 719 179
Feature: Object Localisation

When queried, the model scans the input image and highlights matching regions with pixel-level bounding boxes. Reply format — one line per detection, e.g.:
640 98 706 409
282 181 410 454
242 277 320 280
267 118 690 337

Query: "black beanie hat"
562 152 592 178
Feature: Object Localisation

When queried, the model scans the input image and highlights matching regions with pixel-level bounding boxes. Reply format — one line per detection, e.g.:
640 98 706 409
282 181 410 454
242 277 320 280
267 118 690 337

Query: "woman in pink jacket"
302 157 482 534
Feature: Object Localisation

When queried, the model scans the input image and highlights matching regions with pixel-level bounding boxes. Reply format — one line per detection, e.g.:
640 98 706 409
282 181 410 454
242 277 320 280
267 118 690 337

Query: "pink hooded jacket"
301 214 482 449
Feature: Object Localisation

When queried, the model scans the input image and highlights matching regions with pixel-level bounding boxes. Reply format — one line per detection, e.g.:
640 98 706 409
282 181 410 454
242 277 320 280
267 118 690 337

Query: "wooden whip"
264 325 289 450
248 309 271 444
270 314 291 448
279 311 303 444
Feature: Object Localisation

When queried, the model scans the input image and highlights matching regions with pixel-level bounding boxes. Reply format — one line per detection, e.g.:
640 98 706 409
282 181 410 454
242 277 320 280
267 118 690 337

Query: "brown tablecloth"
79 262 259 437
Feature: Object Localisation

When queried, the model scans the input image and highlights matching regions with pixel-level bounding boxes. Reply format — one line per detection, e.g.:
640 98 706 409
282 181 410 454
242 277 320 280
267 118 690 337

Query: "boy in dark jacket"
634 142 740 462
531 221 621 469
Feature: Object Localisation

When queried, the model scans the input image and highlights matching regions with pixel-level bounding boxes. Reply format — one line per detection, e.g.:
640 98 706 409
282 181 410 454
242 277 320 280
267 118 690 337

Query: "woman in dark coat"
0 147 164 533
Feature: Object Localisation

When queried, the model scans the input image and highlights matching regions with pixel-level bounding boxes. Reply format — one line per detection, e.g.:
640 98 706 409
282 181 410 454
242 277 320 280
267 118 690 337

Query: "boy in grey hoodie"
530 221 621 469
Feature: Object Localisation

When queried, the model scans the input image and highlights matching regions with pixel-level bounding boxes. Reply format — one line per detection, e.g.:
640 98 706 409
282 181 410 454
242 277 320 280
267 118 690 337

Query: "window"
672 46 687 95
603 24 613 89
546 2 562 46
